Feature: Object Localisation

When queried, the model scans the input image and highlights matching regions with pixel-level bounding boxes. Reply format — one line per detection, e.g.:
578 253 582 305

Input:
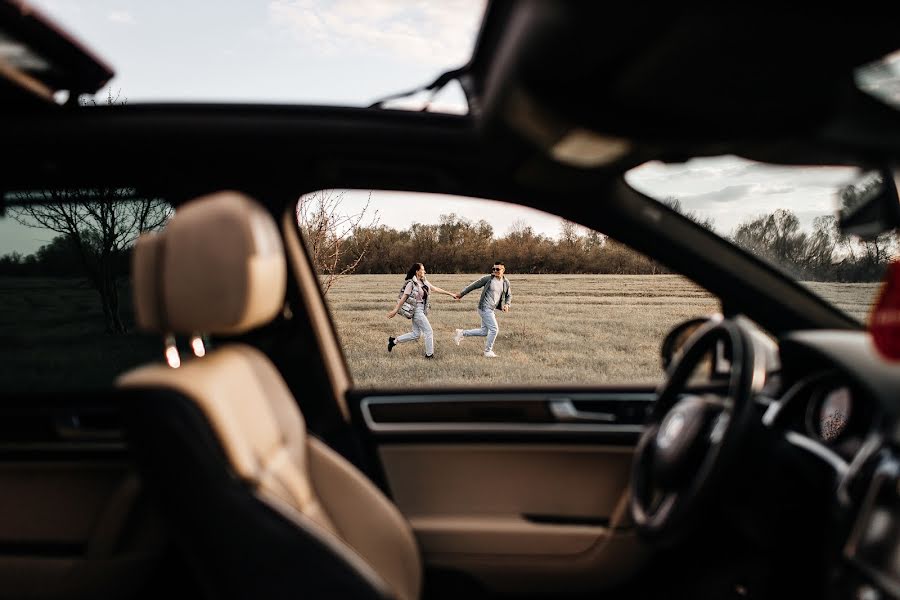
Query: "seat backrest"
117 192 421 600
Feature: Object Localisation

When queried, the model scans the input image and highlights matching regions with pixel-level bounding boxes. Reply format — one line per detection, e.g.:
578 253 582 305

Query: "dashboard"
764 330 900 599
766 371 875 464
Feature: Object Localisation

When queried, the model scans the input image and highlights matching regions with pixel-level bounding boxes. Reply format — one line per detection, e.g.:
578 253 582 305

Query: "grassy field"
0 275 879 392
0 277 159 392
328 274 878 388
803 281 880 323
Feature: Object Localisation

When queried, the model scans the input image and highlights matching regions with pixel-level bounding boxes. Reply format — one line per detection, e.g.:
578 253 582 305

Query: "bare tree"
81 88 127 107
296 189 379 293
10 188 171 333
661 197 716 231
839 176 898 272
9 89 170 333
558 220 580 247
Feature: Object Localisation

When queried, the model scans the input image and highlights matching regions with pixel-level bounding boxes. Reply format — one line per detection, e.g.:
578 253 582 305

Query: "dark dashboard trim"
843 454 900 598
781 331 900 424
763 369 852 475
782 431 849 477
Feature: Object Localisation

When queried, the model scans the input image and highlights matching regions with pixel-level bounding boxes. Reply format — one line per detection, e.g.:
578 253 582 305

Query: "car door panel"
348 389 654 595
0 397 166 600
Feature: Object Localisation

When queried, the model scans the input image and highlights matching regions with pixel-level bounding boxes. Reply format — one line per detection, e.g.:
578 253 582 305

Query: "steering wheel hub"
653 395 713 487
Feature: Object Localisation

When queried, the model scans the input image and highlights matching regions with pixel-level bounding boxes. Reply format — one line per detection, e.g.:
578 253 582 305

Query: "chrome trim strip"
548 399 617 423
761 401 782 427
360 394 652 435
837 433 883 506
784 431 849 477
364 393 657 404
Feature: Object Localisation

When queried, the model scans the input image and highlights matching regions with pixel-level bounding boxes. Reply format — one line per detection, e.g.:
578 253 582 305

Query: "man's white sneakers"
483 350 498 358
454 329 464 346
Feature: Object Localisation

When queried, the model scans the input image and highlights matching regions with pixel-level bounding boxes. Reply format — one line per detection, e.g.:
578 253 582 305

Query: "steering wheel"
630 319 759 541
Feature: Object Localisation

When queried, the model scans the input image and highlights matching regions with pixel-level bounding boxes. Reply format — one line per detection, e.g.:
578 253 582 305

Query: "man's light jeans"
395 305 434 356
462 308 498 353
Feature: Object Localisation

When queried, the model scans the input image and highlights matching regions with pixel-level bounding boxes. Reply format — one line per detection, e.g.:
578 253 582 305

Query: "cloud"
683 184 754 204
626 156 862 237
759 185 795 195
107 11 135 25
267 0 486 66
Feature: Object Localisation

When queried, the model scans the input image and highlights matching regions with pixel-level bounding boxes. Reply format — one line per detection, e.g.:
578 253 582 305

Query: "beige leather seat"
117 192 421 600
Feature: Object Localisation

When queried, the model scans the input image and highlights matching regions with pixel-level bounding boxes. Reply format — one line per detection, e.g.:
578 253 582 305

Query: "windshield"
625 156 892 323
25 0 486 111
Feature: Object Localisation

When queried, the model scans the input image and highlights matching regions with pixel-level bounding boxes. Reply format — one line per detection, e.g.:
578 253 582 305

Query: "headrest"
132 191 286 336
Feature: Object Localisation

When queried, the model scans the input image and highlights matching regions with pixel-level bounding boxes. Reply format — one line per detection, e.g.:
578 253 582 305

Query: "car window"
295 190 721 387
625 156 889 323
0 189 172 393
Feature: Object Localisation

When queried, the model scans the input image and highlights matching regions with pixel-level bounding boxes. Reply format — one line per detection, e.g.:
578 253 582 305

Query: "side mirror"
838 168 900 240
660 316 720 371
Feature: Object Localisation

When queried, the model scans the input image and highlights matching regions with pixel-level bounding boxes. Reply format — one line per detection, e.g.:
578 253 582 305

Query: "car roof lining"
468 2 900 154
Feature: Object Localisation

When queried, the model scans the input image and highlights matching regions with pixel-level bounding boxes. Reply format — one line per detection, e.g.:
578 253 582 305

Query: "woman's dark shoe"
388 337 396 352
425 353 435 359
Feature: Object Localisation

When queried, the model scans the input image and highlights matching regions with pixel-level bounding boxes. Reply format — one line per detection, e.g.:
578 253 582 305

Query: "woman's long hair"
405 263 423 281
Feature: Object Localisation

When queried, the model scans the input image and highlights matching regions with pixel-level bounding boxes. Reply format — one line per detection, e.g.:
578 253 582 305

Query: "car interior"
1 2 900 599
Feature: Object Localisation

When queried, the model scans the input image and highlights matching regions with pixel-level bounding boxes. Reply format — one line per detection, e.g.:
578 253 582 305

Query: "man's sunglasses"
491 267 502 271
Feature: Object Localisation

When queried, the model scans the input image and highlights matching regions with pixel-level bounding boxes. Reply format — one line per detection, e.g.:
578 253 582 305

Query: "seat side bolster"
308 437 422 600
119 386 393 600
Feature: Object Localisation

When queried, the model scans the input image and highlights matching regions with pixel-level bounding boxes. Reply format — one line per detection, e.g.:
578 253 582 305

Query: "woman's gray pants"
395 305 434 356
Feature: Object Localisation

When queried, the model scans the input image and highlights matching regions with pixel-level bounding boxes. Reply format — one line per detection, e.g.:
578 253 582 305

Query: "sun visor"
0 1 114 103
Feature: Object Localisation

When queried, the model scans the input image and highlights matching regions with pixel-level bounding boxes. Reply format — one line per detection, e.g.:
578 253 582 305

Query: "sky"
625 157 860 235
311 190 570 239
27 0 484 107
0 1 869 255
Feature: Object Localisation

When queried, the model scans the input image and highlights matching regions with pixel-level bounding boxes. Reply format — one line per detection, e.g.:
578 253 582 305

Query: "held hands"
454 293 461 300
502 304 510 312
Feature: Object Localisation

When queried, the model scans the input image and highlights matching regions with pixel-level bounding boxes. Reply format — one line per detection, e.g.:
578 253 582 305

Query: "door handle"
548 399 617 423
54 414 123 441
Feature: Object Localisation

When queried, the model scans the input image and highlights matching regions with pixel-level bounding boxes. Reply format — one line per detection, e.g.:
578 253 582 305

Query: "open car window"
296 190 722 388
0 189 171 393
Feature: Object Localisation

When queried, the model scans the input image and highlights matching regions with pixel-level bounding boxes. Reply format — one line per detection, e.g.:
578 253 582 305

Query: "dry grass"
0 275 878 392
330 274 714 388
802 281 881 323
328 274 878 389
0 277 159 391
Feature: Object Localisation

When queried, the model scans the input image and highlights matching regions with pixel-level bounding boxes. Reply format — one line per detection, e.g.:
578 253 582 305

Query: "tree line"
329 215 663 275
4 194 896 326
731 210 893 282
5 206 895 286
304 207 894 282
